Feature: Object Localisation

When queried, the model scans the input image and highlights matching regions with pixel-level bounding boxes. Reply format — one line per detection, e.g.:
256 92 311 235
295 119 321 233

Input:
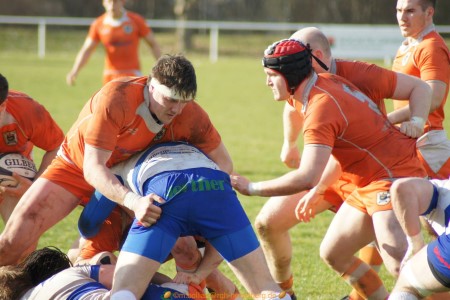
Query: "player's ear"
426 6 434 17
313 49 324 60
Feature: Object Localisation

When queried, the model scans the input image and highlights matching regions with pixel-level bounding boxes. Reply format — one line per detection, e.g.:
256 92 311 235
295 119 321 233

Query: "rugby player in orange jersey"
253 27 432 300
390 1 450 300
66 0 162 86
0 74 64 224
231 39 428 299
392 0 450 180
0 54 233 267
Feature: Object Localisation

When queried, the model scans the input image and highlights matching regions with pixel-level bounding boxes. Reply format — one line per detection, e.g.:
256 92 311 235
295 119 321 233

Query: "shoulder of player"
181 100 209 116
419 32 449 50
6 91 44 109
91 14 107 27
101 76 147 99
313 74 367 106
125 11 147 24
415 37 450 61
336 59 382 75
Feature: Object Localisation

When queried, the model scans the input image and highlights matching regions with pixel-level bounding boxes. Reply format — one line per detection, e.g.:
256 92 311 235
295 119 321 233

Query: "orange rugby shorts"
41 156 94 205
79 206 126 259
324 178 356 213
345 180 393 216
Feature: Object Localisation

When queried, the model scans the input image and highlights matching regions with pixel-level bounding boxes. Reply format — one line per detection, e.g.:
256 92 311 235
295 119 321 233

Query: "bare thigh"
395 246 449 295
372 210 407 277
112 251 161 298
256 192 307 231
227 246 280 296
0 178 80 265
320 202 375 271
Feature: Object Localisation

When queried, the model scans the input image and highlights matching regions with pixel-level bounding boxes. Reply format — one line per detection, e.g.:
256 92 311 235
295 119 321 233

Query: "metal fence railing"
1 15 449 62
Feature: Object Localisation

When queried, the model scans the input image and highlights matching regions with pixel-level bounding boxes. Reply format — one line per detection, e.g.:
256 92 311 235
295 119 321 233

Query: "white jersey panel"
111 143 220 195
426 179 450 236
20 266 109 299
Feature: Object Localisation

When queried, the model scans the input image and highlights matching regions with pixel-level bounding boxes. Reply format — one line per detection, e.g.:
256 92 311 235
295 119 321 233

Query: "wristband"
248 182 262 196
411 116 425 129
311 186 326 195
123 191 141 211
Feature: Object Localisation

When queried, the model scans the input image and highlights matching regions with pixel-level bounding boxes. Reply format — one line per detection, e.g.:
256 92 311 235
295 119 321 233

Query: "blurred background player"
0 73 64 223
392 0 450 179
252 27 431 300
66 0 162 86
390 177 450 299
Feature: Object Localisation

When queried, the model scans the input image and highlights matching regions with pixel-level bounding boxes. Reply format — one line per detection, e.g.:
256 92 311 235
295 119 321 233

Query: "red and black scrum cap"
262 39 328 94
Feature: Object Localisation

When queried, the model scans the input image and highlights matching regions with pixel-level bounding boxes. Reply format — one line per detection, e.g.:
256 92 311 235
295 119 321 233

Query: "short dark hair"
149 54 197 100
0 73 9 104
18 246 72 286
419 0 436 10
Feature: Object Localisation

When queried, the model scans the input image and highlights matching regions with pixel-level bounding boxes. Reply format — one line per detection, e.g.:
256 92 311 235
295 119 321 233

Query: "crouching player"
390 177 450 299
79 141 290 300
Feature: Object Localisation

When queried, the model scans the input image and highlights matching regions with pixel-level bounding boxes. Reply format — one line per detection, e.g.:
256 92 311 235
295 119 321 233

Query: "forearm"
36 148 59 178
206 142 233 174
387 105 410 125
84 165 129 205
248 145 330 197
283 103 302 147
313 156 342 194
70 50 93 75
150 43 162 60
83 144 129 205
194 242 223 280
250 169 316 197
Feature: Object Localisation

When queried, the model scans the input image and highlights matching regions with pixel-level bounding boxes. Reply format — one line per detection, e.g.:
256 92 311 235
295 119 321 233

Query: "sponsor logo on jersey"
376 191 391 205
167 179 226 199
123 24 133 34
3 130 17 145
127 128 138 135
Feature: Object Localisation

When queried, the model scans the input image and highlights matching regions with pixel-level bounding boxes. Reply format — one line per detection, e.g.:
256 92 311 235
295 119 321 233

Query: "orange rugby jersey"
298 73 426 187
60 76 221 171
392 28 450 131
88 11 151 73
333 59 398 115
0 91 64 159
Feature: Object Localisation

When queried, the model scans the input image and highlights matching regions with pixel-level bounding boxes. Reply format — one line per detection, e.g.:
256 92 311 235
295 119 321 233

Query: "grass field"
1 27 448 299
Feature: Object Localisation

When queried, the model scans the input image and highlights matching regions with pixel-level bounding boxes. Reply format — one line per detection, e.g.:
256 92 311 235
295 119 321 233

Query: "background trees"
1 0 449 25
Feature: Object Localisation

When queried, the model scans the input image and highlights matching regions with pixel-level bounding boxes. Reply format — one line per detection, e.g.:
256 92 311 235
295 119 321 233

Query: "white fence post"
0 16 449 62
209 24 219 63
38 19 46 58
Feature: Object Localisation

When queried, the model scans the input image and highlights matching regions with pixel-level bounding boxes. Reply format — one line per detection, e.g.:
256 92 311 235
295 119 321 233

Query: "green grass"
1 27 447 299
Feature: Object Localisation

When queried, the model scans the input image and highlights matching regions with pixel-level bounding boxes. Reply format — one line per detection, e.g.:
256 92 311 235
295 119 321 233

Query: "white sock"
111 290 137 300
270 294 292 300
389 291 419 300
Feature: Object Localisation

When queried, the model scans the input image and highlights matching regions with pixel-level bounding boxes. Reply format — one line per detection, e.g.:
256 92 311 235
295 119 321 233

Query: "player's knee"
384 258 401 277
0 234 28 265
391 178 414 200
319 241 335 266
255 211 280 237
378 245 404 277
